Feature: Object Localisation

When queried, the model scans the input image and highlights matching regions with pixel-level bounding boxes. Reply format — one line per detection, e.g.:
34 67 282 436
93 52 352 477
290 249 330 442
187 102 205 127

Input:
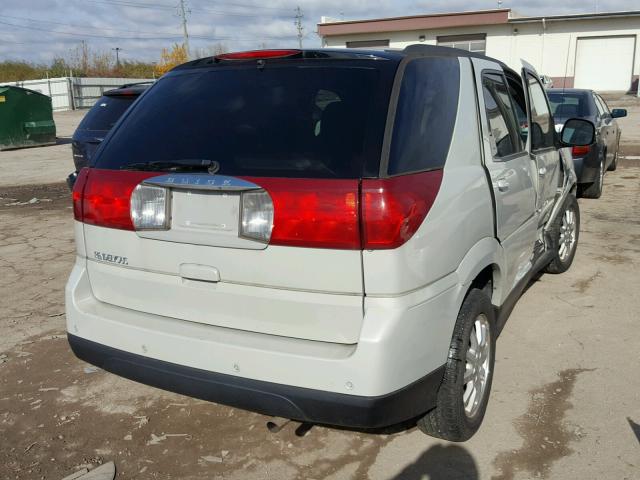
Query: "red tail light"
572 145 591 157
362 170 443 249
247 170 442 250
72 168 90 221
73 169 162 230
216 49 301 61
74 169 442 250
246 178 361 249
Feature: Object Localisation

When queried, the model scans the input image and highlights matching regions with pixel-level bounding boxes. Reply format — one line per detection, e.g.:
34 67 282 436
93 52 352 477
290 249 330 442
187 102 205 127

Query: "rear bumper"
68 334 444 428
66 258 461 428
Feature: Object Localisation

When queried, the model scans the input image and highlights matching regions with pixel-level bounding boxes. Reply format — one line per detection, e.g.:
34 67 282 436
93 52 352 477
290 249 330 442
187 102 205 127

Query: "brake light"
216 49 301 61
243 171 442 250
571 145 591 157
243 178 360 249
72 168 90 221
74 169 163 230
361 170 443 249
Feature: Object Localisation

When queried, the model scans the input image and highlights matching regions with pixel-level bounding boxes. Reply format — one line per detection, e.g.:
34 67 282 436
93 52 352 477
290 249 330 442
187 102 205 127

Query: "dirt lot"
1 106 639 480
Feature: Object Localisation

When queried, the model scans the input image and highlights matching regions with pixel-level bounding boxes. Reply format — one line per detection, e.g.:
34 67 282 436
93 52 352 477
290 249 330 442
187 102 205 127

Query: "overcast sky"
1 0 639 64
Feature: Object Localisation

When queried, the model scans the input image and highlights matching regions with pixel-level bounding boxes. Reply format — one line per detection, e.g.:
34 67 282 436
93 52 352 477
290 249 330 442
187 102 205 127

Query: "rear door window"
527 75 556 151
94 64 394 179
77 95 137 131
482 72 523 158
387 57 460 175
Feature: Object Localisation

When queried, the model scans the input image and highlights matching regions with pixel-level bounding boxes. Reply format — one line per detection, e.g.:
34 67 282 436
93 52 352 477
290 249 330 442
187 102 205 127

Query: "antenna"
295 6 304 49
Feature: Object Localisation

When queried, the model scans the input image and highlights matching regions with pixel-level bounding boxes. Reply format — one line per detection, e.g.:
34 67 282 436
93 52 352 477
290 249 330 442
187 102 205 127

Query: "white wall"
323 15 640 90
0 77 153 111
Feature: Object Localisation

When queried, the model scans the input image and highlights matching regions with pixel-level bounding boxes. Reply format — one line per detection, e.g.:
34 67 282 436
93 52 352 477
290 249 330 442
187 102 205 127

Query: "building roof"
318 8 640 37
317 9 510 37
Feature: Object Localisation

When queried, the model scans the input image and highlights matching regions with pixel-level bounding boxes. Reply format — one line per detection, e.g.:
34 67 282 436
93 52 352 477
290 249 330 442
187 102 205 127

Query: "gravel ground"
0 102 639 480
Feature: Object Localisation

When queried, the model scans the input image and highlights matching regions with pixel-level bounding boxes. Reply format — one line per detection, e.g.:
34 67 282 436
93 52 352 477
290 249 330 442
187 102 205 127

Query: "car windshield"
77 95 138 131
548 92 595 123
93 63 393 178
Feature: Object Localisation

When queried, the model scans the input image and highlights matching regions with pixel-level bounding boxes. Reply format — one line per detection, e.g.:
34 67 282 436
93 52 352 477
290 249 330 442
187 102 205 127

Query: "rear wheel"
581 156 604 199
608 142 619 171
545 194 580 274
417 289 496 441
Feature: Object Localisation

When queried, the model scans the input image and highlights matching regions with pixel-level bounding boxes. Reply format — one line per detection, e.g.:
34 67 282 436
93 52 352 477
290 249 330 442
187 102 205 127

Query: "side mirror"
66 171 78 191
611 108 627 119
560 118 595 147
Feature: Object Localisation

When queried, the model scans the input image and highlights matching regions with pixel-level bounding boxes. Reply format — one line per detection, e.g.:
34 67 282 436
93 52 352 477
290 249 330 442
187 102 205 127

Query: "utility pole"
112 47 122 68
178 0 191 60
295 6 304 49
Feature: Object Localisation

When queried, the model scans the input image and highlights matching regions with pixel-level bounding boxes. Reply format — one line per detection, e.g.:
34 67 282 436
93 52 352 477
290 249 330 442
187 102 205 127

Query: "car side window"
593 94 606 117
506 75 529 146
482 73 522 158
595 94 611 116
388 57 460 175
527 74 555 151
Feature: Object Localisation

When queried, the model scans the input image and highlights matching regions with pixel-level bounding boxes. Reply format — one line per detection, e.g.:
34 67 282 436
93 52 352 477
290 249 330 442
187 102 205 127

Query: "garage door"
574 36 636 91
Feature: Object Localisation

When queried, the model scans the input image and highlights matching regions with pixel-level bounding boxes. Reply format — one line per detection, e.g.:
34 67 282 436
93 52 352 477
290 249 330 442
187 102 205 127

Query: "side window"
595 94 610 116
482 73 522 158
527 74 555 150
388 57 460 175
506 76 529 145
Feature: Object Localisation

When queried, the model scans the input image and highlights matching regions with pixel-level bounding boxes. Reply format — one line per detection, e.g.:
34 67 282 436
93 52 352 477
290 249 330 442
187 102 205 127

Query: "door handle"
496 179 510 192
539 166 547 176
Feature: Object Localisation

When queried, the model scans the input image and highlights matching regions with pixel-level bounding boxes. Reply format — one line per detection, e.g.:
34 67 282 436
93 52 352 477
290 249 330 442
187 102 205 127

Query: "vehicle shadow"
628 417 640 444
390 443 479 480
56 137 73 145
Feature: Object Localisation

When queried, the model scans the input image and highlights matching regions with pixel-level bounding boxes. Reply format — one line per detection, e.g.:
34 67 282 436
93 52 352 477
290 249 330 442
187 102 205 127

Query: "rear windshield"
78 95 138 132
94 63 394 178
548 92 595 122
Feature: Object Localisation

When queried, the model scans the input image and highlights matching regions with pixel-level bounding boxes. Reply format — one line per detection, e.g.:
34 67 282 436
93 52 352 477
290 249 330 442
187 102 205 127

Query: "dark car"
548 88 626 198
67 82 152 188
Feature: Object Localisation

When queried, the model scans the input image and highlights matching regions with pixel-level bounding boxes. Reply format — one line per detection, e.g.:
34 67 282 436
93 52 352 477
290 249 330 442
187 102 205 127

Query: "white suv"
66 47 594 441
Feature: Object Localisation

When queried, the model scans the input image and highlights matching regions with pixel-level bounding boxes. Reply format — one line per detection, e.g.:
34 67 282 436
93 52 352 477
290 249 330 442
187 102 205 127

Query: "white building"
318 9 640 92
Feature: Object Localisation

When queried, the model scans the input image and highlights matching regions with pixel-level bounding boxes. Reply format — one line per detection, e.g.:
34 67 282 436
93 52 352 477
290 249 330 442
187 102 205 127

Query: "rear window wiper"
120 159 219 173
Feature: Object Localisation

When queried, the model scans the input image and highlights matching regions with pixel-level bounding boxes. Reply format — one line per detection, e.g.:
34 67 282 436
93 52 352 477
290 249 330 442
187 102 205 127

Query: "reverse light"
130 184 170 230
240 190 274 243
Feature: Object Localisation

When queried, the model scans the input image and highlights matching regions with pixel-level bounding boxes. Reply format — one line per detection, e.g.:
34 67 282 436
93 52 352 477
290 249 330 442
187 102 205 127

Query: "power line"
84 0 290 17
0 18 294 43
2 15 294 41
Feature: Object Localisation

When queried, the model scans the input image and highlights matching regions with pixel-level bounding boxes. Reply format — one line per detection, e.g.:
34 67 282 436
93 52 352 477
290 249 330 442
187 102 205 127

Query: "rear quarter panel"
362 58 495 297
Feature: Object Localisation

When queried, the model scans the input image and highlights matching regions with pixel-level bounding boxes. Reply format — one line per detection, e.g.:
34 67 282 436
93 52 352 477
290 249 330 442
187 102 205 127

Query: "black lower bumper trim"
68 334 444 429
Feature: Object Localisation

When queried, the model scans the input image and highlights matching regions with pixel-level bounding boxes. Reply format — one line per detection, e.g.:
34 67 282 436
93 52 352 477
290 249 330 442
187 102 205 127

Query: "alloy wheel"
463 314 491 418
559 206 577 261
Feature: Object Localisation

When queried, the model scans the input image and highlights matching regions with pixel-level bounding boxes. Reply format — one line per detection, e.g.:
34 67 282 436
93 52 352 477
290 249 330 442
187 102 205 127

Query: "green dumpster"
0 85 57 150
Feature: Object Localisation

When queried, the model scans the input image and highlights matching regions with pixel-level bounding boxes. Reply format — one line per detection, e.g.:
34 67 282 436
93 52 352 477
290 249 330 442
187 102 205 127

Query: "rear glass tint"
77 95 137 131
548 92 594 120
94 64 394 178
387 57 460 175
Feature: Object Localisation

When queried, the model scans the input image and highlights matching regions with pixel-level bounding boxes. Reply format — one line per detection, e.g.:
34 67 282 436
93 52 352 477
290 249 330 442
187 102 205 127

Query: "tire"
581 156 604 199
545 194 580 274
608 143 619 171
417 289 496 442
